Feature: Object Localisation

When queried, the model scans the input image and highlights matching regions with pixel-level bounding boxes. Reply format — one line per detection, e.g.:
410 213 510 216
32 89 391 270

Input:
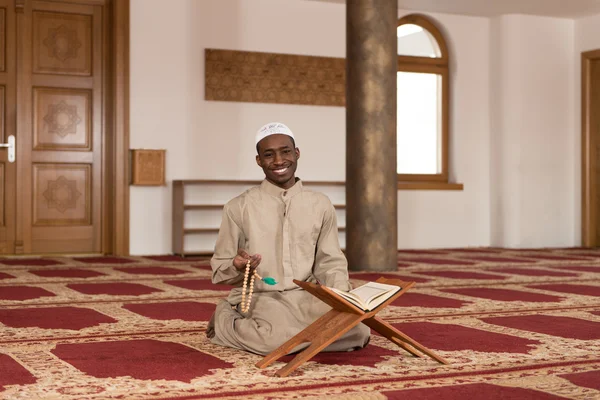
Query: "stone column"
346 0 397 271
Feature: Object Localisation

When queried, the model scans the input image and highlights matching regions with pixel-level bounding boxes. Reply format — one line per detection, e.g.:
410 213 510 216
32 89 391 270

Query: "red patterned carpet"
0 248 599 399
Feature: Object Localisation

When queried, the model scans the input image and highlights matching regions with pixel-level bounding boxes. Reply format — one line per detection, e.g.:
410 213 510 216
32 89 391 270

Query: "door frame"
111 0 129 255
581 49 600 247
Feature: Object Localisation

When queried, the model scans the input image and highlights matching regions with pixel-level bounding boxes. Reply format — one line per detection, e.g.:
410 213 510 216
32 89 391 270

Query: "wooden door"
592 59 600 246
17 0 104 253
582 50 600 247
11 0 105 254
0 1 16 254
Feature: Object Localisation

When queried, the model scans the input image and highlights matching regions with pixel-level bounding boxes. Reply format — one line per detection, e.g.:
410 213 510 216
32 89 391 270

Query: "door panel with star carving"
15 0 104 254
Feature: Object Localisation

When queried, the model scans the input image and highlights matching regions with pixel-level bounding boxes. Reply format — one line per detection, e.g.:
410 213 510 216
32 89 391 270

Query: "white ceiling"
308 0 600 19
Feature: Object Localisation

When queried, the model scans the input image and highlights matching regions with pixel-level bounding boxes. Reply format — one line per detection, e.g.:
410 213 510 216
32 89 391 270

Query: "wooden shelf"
183 204 346 210
183 228 219 234
398 181 463 190
183 205 225 210
183 227 346 235
174 179 344 186
171 179 462 256
172 180 348 256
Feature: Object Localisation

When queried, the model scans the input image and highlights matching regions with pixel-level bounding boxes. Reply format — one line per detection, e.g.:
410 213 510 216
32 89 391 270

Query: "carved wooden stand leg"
363 316 449 364
255 278 449 377
257 309 364 377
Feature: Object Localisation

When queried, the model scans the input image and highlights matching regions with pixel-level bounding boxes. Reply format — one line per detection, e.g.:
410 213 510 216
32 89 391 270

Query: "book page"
364 286 401 310
330 287 367 309
350 281 400 304
329 281 402 311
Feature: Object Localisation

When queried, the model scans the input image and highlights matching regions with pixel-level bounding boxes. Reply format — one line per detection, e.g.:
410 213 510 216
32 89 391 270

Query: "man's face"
256 134 300 189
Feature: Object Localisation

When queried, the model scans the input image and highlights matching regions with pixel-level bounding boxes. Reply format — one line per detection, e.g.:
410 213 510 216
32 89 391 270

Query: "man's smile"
272 167 289 175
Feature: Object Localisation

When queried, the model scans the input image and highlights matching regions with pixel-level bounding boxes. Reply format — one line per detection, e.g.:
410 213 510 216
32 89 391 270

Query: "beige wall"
490 15 575 248
129 0 590 255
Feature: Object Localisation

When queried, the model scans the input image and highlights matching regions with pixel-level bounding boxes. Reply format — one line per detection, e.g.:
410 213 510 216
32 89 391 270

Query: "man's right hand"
233 249 262 272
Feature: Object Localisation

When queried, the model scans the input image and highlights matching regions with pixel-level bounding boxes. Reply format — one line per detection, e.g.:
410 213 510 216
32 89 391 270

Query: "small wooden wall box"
130 149 166 186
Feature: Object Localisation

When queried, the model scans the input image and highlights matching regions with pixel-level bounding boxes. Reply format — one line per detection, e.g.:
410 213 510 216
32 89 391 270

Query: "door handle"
0 135 15 162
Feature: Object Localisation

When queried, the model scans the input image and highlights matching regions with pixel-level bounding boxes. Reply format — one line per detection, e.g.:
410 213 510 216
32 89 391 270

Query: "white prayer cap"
255 122 295 145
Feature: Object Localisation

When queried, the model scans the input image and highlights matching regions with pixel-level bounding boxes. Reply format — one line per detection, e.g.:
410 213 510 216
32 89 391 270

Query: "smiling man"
207 122 370 355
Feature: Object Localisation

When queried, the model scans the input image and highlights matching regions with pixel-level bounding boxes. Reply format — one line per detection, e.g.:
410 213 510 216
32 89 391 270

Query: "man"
206 122 370 355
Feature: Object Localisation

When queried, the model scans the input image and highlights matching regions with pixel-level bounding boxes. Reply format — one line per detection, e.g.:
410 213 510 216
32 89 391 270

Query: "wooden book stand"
256 277 449 377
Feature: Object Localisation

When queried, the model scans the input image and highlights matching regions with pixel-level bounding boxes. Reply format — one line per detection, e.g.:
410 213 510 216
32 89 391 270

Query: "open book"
329 281 401 311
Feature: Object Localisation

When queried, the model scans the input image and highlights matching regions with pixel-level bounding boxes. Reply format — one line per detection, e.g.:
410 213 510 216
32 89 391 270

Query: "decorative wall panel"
33 87 91 150
0 8 5 72
130 149 165 186
205 49 345 107
33 164 91 226
32 11 92 76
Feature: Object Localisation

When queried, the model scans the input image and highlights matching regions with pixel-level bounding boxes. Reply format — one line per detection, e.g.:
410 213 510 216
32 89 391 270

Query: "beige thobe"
208 179 370 355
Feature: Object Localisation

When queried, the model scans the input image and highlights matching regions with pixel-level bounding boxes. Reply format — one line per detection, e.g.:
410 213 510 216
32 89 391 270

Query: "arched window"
397 14 458 188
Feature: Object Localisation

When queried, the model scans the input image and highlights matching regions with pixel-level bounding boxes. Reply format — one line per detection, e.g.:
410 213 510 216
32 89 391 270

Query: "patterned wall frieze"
205 49 345 107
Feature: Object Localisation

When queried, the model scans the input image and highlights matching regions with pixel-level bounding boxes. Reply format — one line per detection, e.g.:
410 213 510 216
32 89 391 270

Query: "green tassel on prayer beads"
253 270 277 285
261 277 277 285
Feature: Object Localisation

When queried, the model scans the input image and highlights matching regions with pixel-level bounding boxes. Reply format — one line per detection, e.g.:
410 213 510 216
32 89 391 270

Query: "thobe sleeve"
210 203 245 286
312 202 352 292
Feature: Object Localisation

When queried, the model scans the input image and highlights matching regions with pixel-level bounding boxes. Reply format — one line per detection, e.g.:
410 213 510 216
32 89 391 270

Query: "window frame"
397 14 455 188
